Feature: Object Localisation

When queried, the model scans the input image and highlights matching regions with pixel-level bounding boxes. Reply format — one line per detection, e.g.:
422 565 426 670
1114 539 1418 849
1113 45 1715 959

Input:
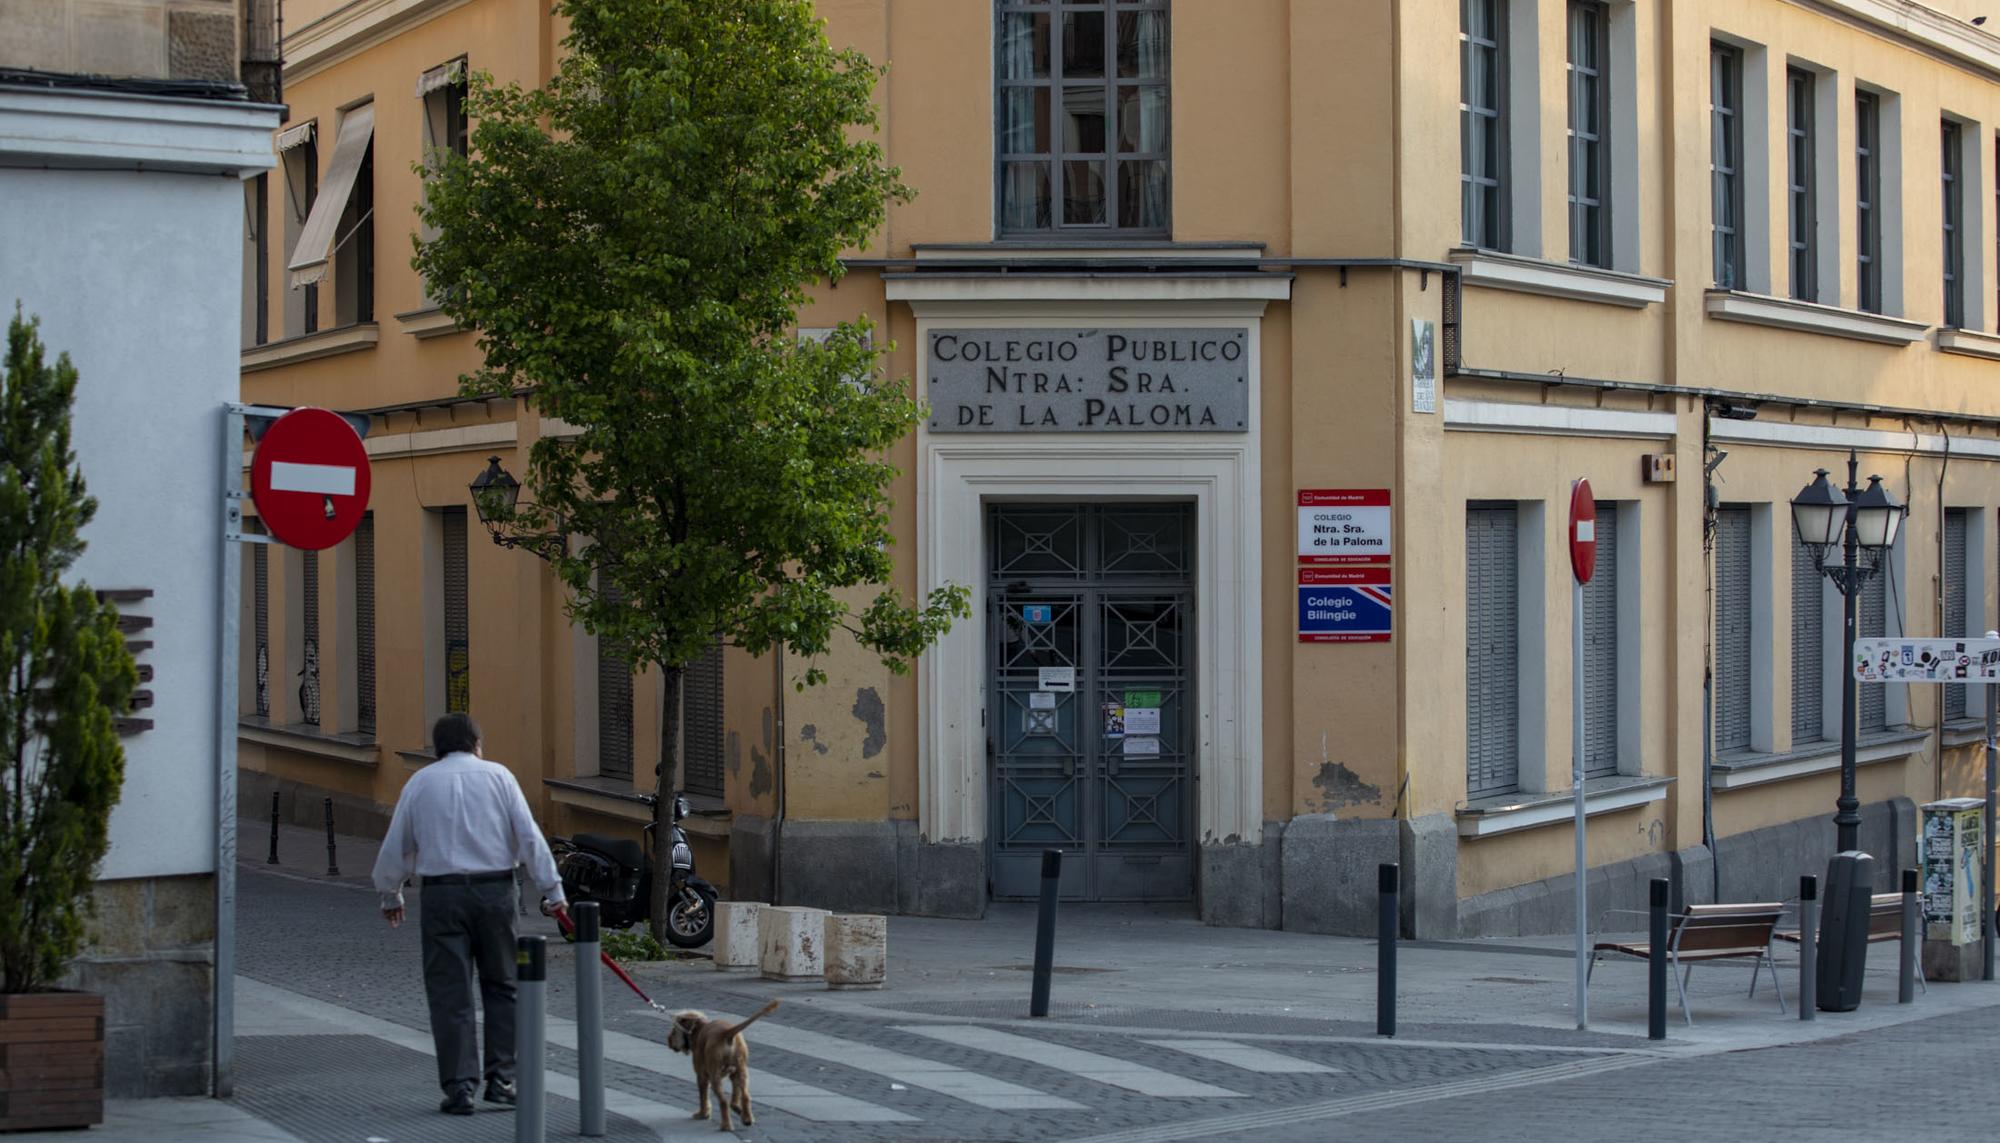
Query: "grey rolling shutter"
1582 504 1619 777
300 551 320 726
1714 506 1752 752
1946 509 1968 720
1466 503 1520 797
355 515 376 736
1859 558 1887 731
597 580 634 783
1791 536 1824 744
682 640 725 799
253 528 270 718
443 507 470 714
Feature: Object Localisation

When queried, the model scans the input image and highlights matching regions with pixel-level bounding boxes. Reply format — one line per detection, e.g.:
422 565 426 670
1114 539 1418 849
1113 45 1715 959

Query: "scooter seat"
573 832 646 870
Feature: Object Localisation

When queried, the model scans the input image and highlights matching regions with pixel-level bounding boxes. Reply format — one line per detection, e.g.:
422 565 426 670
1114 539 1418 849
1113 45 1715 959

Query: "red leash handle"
551 903 661 1009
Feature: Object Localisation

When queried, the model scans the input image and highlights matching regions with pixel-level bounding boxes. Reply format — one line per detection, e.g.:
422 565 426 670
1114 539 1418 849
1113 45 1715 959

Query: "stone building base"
774 820 985 919
64 873 215 1097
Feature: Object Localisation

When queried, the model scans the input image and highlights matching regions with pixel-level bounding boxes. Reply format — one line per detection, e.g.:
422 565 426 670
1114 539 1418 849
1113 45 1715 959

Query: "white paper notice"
1028 692 1057 709
1038 666 1076 692
1123 736 1161 755
1123 707 1162 735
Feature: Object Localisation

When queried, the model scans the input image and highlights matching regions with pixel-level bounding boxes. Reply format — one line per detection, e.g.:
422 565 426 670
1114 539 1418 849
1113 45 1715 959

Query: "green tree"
415 0 966 939
0 308 137 993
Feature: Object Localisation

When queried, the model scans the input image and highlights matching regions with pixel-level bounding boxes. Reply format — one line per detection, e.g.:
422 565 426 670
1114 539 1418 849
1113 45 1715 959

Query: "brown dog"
667 1000 780 1130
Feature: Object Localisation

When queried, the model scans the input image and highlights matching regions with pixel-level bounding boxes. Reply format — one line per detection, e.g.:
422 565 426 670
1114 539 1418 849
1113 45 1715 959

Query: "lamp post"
470 455 563 561
1789 452 1906 852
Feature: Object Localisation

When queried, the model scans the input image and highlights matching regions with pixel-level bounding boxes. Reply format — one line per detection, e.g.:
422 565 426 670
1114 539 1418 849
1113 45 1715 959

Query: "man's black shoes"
439 1091 476 1116
484 1079 518 1107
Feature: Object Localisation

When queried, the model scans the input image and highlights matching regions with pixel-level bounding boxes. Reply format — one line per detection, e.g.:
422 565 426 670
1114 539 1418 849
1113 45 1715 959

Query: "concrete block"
1399 813 1458 939
729 814 776 906
1199 836 1274 929
713 901 763 972
823 913 888 990
778 820 897 913
1280 814 1398 936
1923 937 1982 983
758 905 828 982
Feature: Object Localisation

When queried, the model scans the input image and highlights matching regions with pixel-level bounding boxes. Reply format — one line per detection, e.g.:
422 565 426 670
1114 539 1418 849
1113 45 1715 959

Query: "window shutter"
1582 504 1619 777
442 507 469 714
1946 509 1968 720
1791 536 1823 744
1714 507 1752 752
1859 557 1887 732
596 580 634 783
682 641 725 799
1466 503 1520 797
355 515 375 736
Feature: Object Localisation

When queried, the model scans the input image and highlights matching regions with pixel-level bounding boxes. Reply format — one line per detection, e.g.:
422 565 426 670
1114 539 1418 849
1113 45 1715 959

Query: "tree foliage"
414 0 966 935
0 308 137 993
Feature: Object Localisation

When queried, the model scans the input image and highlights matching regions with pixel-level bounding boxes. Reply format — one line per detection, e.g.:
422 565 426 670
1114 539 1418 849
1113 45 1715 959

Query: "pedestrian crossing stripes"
895 1025 1246 1098
1142 1038 1340 1073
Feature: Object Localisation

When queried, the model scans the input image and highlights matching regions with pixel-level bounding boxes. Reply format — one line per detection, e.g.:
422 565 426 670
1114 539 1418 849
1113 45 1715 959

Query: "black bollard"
322 797 339 876
1798 875 1817 1022
267 791 281 864
1030 849 1062 1018
1900 868 1919 1005
516 936 547 1143
573 902 605 1137
1648 878 1668 1040
1377 863 1398 1038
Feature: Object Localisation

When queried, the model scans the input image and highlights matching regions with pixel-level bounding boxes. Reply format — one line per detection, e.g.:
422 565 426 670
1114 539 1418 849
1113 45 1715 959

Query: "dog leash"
551 905 672 1013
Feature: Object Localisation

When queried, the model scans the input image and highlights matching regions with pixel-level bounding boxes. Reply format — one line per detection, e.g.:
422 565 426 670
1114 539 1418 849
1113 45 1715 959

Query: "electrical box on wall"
1642 454 1676 483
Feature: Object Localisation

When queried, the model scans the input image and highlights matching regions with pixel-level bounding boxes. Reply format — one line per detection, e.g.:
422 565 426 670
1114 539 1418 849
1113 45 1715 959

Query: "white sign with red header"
1298 489 1391 565
1568 479 1597 585
250 407 372 551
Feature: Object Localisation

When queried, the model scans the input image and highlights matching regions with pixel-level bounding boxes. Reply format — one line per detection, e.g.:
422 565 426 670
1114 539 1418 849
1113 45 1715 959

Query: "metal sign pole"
213 405 242 1097
1573 577 1588 1030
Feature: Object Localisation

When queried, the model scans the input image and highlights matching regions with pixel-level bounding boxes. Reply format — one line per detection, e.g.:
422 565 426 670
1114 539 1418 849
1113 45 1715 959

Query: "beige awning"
415 57 465 98
274 120 314 152
286 104 374 290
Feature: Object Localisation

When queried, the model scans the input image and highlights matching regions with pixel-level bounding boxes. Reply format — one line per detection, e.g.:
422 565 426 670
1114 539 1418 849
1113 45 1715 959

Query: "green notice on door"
1124 690 1162 709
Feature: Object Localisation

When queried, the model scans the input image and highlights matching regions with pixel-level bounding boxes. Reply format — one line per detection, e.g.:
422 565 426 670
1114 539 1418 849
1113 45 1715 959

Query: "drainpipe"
1700 401 1722 902
1935 422 1951 804
771 643 786 905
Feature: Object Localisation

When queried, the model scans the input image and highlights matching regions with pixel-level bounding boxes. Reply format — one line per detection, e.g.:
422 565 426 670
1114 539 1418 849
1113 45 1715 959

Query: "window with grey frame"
1581 503 1618 777
242 174 268 348
996 0 1169 236
597 579 634 783
1791 535 1824 745
1466 502 1520 797
1711 43 1745 289
1945 508 1969 721
354 513 375 736
1944 119 1965 328
1856 91 1882 314
1461 0 1508 251
681 640 725 800
1566 1 1608 268
1713 506 1752 753
1786 67 1817 302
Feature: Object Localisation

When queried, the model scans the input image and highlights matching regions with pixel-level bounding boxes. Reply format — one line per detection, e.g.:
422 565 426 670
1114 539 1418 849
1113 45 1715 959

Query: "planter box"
0 992 104 1132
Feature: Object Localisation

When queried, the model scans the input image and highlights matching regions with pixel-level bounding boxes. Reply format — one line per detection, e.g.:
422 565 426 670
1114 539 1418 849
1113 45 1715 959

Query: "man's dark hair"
433 713 481 758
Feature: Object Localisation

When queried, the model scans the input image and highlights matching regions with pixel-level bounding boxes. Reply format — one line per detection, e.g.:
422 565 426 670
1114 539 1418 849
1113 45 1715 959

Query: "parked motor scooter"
547 792 716 948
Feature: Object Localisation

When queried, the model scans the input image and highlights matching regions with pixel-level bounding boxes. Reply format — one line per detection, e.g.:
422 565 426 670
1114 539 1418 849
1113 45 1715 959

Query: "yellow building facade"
241 0 2000 936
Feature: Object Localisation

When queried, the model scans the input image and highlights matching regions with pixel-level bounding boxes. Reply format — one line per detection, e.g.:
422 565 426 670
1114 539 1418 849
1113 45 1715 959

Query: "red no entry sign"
1569 478 1597 585
250 407 371 550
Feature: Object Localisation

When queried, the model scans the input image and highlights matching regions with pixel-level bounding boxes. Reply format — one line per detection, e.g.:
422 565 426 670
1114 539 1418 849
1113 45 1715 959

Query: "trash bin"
1817 850 1874 1012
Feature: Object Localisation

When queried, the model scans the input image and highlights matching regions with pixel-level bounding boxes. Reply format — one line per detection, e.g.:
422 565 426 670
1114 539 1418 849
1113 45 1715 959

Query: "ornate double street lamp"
469 455 565 561
1790 450 1905 1009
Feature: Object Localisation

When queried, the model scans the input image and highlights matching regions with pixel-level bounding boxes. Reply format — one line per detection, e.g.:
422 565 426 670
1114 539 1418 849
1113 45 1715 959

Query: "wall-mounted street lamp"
1790 452 1905 854
469 455 564 561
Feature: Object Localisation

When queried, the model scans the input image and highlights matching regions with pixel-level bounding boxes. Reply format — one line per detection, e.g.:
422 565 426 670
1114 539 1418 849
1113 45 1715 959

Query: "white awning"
274 120 314 152
415 57 465 98
286 104 374 290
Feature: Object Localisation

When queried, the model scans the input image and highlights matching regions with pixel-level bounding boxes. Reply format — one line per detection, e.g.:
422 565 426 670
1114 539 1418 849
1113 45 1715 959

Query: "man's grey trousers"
419 875 519 1096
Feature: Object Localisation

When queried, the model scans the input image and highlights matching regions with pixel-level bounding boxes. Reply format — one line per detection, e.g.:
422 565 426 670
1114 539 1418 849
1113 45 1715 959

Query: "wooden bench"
1773 892 1926 994
1588 903 1787 1025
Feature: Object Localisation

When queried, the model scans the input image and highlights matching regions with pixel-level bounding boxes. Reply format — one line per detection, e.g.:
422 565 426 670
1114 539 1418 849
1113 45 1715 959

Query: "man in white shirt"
372 712 566 1116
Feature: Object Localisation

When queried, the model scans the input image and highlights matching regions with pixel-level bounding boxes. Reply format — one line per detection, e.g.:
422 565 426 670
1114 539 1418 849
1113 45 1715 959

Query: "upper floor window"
996 1 1169 237
420 58 468 162
1856 91 1882 313
277 123 318 337
1710 42 1745 289
1565 1 1608 268
1944 118 1965 328
286 103 376 327
1785 67 1818 302
1461 0 1508 250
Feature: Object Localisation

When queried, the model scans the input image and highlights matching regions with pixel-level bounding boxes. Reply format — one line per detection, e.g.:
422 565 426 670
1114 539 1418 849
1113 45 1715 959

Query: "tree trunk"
648 664 685 946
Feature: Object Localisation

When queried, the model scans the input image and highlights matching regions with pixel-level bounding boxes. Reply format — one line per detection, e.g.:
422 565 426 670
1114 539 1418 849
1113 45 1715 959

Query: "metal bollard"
1900 868 1919 1005
1648 878 1668 1040
515 936 547 1143
1377 863 1397 1038
322 797 339 876
267 791 281 864
1798 875 1817 1022
573 902 605 1137
1030 849 1062 1018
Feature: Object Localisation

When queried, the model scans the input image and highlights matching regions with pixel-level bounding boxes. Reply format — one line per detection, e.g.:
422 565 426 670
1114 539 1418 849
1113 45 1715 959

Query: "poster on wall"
1411 318 1436 414
1297 489 1392 565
